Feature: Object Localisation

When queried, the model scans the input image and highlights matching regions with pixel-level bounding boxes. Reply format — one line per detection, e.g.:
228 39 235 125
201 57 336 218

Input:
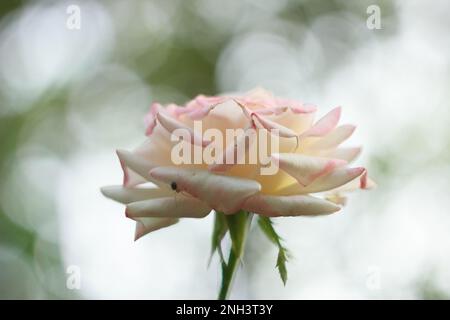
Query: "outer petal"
156 112 210 147
101 185 172 204
330 171 376 192
134 218 178 241
116 149 160 187
300 107 341 138
289 103 317 114
185 96 226 120
185 95 225 112
278 167 366 195
243 194 340 217
126 195 211 218
272 153 347 186
307 125 356 150
144 103 161 136
149 167 261 214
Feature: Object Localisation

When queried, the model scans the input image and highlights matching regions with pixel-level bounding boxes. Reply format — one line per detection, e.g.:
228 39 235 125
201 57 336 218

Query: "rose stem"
218 212 253 300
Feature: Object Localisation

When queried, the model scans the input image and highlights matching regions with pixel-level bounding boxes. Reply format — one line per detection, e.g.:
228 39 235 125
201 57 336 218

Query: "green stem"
218 248 239 300
218 212 253 300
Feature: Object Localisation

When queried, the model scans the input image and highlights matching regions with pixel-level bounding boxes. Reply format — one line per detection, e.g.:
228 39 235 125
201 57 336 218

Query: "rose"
101 87 375 298
101 88 374 241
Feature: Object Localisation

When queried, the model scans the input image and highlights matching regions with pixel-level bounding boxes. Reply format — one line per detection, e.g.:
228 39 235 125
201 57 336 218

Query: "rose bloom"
102 88 374 240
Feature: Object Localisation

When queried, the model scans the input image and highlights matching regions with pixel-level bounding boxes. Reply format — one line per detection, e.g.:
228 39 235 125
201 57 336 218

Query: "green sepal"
209 211 228 265
225 210 251 258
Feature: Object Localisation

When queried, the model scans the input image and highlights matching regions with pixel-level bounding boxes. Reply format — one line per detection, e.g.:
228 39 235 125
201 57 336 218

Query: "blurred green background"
1 0 449 299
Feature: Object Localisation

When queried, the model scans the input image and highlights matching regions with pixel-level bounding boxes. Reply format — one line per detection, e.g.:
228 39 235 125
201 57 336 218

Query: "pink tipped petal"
308 125 356 150
194 95 225 108
149 167 261 214
185 96 227 119
116 150 153 187
134 218 178 241
101 185 172 204
186 96 226 120
116 149 156 184
360 170 368 189
156 112 210 147
302 167 365 193
279 167 366 195
252 113 298 139
273 153 348 186
126 195 211 219
243 194 340 217
290 103 317 114
300 107 341 138
144 103 162 136
233 99 254 121
145 122 157 136
187 105 215 120
118 152 131 186
269 108 316 135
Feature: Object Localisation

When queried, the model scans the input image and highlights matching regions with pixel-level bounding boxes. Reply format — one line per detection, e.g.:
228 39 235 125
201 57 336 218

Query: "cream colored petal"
233 99 252 120
149 167 261 214
268 108 316 135
185 96 227 120
144 103 161 136
126 195 211 218
252 113 298 139
308 125 356 150
243 194 340 217
101 185 173 204
157 111 210 147
252 107 286 115
119 129 176 187
134 218 178 241
206 99 248 130
300 107 341 138
116 149 160 187
278 167 366 195
272 153 347 186
180 99 248 134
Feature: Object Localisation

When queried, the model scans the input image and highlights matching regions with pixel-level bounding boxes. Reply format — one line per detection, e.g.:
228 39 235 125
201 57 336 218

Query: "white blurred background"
0 0 449 299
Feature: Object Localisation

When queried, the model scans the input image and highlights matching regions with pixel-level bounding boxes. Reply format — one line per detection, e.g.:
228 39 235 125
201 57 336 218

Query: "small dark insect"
170 181 178 192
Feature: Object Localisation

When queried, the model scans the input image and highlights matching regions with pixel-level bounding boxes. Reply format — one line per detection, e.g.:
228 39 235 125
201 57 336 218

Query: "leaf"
209 211 228 265
277 248 288 285
258 216 289 285
257 216 282 246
